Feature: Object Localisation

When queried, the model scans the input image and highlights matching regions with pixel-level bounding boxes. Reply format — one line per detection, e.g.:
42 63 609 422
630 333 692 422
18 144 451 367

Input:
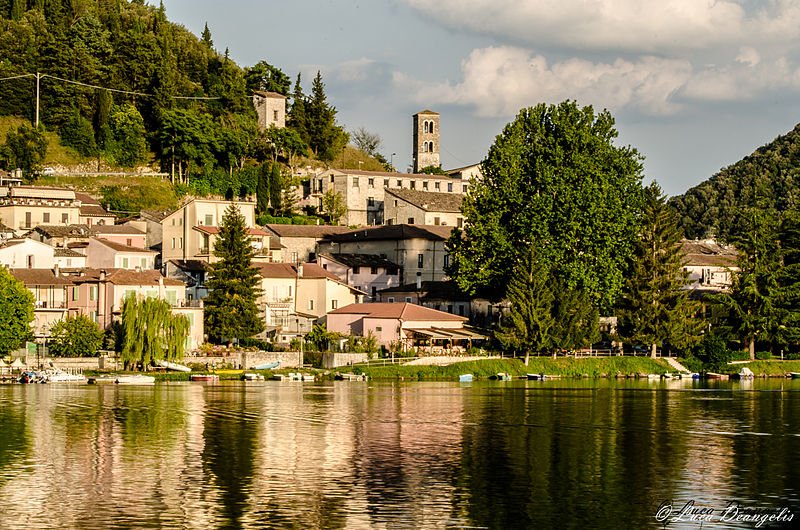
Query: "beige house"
0 238 56 269
264 224 353 264
383 188 464 227
446 163 482 183
9 268 76 339
256 262 364 343
316 253 401 300
681 239 738 292
86 238 157 270
325 302 482 351
75 192 115 226
24 224 92 249
311 169 469 226
317 224 455 283
91 224 147 249
0 186 81 235
162 199 278 263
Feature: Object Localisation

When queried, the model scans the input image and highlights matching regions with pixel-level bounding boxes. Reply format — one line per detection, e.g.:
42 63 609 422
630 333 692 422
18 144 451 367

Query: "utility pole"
35 72 40 127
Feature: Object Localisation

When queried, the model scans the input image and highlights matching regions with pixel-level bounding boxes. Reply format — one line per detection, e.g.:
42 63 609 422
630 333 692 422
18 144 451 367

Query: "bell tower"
412 110 440 173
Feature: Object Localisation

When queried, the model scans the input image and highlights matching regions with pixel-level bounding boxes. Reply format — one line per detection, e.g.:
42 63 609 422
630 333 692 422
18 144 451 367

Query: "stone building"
413 110 440 172
383 188 464 227
253 91 286 130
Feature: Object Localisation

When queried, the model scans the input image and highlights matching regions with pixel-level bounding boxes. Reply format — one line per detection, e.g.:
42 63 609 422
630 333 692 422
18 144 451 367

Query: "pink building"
325 302 483 351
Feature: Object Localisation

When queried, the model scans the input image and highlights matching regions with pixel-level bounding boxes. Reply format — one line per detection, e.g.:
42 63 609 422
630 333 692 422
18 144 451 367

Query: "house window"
288 286 292 297
376 326 382 332
122 257 129 268
405 297 412 303
291 252 298 263
308 299 315 310
89 311 97 323
141 258 147 268
330 175 335 183
444 254 450 268
43 212 50 223
72 286 78 301
447 183 453 192
368 178 374 188
353 266 360 274
397 179 402 187
171 238 176 249
26 255 34 268
178 237 183 249
423 181 428 190
457 218 464 228
126 238 132 247
463 184 468 193
370 266 377 275
205 214 213 226
146 290 157 299
408 218 415 225
410 181 416 190
434 217 440 225
387 297 395 303
331 299 338 309
273 110 278 121
171 218 176 226
435 182 440 191
62 213 68 223
384 179 389 188
418 254 424 267
352 176 359 187
165 290 177 306
25 212 31 228
368 197 375 207
458 305 465 316
89 286 98 301
372 286 377 297
447 305 453 313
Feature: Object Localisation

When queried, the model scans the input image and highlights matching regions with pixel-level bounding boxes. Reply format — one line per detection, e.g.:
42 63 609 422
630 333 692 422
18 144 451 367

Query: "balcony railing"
177 299 203 308
35 301 67 309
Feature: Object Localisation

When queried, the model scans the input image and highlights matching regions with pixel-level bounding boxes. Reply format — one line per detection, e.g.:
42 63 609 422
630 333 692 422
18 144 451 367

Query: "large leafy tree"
120 295 190 370
204 203 264 343
48 314 104 357
0 268 34 354
447 101 645 311
616 183 702 357
1 124 48 175
322 190 347 226
245 61 290 95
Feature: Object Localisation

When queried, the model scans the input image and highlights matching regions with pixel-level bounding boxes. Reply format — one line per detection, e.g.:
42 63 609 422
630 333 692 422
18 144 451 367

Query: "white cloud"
397 0 800 55
394 46 800 117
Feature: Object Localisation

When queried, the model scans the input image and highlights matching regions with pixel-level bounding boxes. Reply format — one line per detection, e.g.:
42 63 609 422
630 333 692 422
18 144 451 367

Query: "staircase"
664 357 689 373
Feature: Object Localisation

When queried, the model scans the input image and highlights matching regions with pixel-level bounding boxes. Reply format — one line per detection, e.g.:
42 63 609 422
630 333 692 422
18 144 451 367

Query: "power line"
0 73 35 82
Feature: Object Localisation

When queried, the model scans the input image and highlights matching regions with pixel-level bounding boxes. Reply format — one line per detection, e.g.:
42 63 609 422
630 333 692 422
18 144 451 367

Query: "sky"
159 0 800 197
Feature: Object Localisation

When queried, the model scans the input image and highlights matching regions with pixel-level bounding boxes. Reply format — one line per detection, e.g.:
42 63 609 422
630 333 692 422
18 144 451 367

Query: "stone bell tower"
412 110 440 173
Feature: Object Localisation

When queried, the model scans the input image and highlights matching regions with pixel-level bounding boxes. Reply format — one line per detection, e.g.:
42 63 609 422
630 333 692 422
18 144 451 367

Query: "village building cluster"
0 111 737 355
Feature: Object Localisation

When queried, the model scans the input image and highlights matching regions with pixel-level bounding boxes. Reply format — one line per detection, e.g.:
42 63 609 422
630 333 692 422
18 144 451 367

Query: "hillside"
669 124 800 241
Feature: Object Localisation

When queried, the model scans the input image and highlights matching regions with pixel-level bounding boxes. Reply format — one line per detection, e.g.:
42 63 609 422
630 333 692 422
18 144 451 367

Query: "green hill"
669 124 800 241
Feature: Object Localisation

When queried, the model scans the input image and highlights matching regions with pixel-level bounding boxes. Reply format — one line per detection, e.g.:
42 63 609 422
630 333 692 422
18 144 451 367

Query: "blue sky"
160 0 800 196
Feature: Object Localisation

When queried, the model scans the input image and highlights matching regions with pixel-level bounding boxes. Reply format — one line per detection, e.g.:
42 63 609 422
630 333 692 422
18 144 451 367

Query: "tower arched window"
429 122 434 134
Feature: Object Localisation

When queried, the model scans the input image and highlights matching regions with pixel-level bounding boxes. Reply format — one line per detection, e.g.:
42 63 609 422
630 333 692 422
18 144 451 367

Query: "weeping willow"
120 295 191 370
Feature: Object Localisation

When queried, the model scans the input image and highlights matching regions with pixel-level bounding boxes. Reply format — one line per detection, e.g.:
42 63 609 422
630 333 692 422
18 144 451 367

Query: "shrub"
678 355 704 373
49 315 104 357
755 351 772 360
729 350 752 362
239 337 273 351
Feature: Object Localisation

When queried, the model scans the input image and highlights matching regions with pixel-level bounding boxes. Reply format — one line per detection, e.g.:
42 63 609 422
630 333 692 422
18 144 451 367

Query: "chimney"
99 270 106 281
298 263 304 277
416 273 422 290
158 276 164 287
53 263 59 277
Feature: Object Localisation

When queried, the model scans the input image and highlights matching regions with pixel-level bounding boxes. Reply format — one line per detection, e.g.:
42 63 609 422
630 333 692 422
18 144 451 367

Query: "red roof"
255 262 342 282
92 238 155 253
72 268 184 286
329 302 467 321
193 225 271 236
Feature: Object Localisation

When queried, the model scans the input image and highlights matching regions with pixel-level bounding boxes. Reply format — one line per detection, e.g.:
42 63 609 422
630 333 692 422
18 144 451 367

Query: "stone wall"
185 351 303 370
322 352 369 369
403 355 502 367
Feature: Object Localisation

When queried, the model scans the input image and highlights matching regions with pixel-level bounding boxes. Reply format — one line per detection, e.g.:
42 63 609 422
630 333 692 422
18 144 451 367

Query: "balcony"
35 301 67 309
177 299 203 308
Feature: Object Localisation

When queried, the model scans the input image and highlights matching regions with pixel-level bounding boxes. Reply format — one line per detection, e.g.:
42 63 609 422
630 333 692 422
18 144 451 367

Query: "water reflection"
0 380 798 528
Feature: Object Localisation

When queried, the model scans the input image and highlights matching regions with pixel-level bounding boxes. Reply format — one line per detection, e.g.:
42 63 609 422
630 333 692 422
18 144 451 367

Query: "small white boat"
459 374 474 382
647 374 662 380
115 375 155 385
46 371 87 383
253 361 281 370
242 373 265 381
190 374 219 382
157 360 191 372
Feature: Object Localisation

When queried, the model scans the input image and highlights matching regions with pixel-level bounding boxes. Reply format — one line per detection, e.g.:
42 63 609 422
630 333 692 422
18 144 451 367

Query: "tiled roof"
681 239 737 267
385 188 463 213
90 225 144 235
30 224 92 238
79 204 113 218
193 225 271 236
10 268 74 286
255 262 356 285
379 280 471 301
73 268 184 286
74 192 101 205
414 110 440 115
54 248 85 258
323 224 454 243
264 224 353 239
325 168 455 181
140 209 171 222
329 302 466 321
320 253 399 270
0 239 25 249
168 259 210 272
0 221 14 233
91 237 155 254
253 90 287 99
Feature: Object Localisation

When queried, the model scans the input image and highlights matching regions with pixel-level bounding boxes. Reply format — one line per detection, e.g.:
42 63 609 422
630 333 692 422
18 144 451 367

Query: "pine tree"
306 71 348 161
776 211 800 348
496 249 555 363
204 203 264 343
256 161 270 214
616 183 702 357
201 22 213 48
287 73 309 145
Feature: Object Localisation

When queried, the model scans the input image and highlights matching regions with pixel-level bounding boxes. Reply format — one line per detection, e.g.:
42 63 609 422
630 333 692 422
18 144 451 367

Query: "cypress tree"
287 73 309 145
204 203 264 344
256 161 270 214
616 183 702 357
269 161 281 213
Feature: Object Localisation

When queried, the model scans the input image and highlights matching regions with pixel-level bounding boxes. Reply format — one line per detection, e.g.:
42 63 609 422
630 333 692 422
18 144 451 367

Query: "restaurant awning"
404 327 488 340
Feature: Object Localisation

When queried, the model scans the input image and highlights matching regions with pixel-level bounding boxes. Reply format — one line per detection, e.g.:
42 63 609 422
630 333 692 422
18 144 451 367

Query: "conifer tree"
776 211 800 348
269 161 282 213
287 73 309 145
616 183 702 357
256 161 270 214
204 203 264 344
306 71 348 161
201 22 213 48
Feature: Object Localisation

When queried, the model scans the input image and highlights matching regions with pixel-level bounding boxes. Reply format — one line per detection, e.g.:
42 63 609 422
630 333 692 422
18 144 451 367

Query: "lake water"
0 379 799 529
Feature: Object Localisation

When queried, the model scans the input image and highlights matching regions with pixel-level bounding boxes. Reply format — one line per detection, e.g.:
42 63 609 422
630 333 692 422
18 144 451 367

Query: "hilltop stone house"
263 223 353 264
252 91 286 130
316 253 400 301
383 188 464 227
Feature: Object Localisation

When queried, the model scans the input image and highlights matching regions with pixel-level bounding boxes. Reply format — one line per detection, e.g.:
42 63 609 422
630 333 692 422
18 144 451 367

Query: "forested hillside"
669 124 800 241
0 0 350 197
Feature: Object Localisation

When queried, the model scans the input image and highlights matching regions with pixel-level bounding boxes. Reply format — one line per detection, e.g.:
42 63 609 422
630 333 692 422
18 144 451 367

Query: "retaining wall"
403 355 502 367
322 352 369 369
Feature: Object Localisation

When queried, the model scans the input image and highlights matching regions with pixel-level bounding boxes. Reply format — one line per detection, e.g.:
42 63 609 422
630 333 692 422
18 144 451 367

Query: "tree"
322 190 347 225
446 101 644 312
0 268 34 355
256 161 270 214
616 183 702 357
106 104 148 167
48 315 104 357
245 61 290 95
201 22 213 48
716 211 782 358
269 161 282 213
495 249 555 363
204 203 265 343
120 294 190 369
776 210 800 349
1 124 48 176
418 165 446 175
306 71 349 161
287 73 309 145
351 126 381 155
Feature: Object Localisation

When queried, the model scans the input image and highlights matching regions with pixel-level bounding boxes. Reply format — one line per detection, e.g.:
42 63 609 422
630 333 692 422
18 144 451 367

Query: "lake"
0 379 798 528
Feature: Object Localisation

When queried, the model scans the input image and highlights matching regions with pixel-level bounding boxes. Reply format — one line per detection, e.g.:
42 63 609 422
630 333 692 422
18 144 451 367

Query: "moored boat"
527 373 544 380
115 375 155 385
45 371 87 383
157 360 191 372
253 361 281 370
191 374 219 382
459 374 473 382
706 372 730 380
242 373 265 381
